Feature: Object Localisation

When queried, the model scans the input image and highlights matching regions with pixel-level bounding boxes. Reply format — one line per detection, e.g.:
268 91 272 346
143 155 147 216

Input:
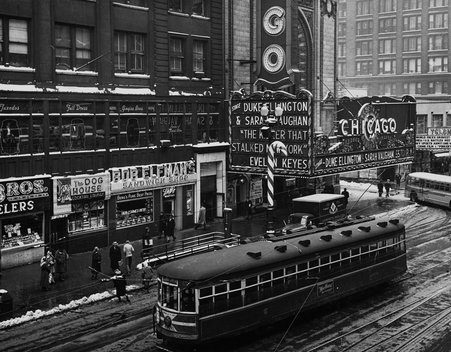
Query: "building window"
416 115 427 134
378 59 396 74
192 0 205 16
338 62 346 77
446 114 451 127
116 191 154 228
160 103 185 145
428 81 448 94
55 24 93 71
379 17 396 33
356 0 371 15
403 15 421 31
403 82 422 95
378 39 395 54
338 1 347 17
428 56 448 72
193 40 206 73
356 41 372 56
432 114 443 127
429 0 448 7
379 83 396 95
169 0 182 12
429 13 448 29
429 34 448 51
356 20 373 35
114 31 145 73
402 36 421 52
338 43 346 57
356 61 373 75
379 0 396 12
402 58 421 73
338 23 347 36
169 37 185 76
0 18 30 67
403 0 422 9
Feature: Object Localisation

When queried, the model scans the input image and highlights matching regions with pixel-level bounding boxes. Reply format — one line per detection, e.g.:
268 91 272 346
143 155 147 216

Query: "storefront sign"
428 127 451 136
417 135 451 150
53 172 110 216
0 101 30 114
117 191 153 202
109 160 197 194
0 176 51 216
63 102 94 114
163 186 176 199
313 96 416 176
229 93 313 176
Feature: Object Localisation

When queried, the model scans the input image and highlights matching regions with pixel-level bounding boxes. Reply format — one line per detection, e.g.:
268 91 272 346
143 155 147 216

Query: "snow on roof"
293 193 344 202
407 172 451 183
0 83 155 95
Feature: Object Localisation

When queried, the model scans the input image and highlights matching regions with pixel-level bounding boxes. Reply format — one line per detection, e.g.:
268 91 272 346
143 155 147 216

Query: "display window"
116 191 154 228
68 200 105 233
1 213 44 249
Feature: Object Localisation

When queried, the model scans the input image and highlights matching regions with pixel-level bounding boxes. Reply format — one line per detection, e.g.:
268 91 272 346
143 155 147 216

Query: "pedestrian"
246 198 253 220
46 249 56 285
167 214 176 241
158 212 167 239
384 179 391 197
109 241 122 273
195 203 207 230
102 269 131 303
395 173 401 192
54 247 69 282
341 188 350 207
123 240 135 275
377 180 384 197
141 262 154 293
91 246 102 279
40 254 50 291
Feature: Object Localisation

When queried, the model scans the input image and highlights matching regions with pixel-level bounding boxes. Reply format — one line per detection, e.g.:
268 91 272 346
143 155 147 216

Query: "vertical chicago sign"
256 0 295 89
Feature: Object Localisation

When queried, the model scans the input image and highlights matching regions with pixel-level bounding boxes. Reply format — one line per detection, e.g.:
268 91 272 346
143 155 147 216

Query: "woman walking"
91 246 102 279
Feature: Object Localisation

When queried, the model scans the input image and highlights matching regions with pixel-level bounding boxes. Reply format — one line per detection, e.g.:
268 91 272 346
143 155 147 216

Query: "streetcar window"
245 276 258 286
200 286 212 297
215 283 227 294
379 240 387 254
361 245 369 260
230 281 241 290
273 269 284 295
229 282 242 309
386 238 394 252
341 250 350 265
369 243 378 258
181 287 195 312
214 293 228 313
162 284 178 310
245 285 258 305
298 262 308 272
199 296 213 316
286 266 297 290
320 256 330 272
259 272 272 299
351 248 360 262
331 253 340 269
297 262 308 281
309 259 319 275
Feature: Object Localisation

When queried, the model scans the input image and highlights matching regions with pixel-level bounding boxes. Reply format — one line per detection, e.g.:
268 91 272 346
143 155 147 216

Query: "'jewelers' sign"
109 160 196 194
0 176 51 216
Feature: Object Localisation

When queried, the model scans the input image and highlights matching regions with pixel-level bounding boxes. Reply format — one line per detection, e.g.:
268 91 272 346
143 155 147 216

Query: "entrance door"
201 175 217 221
162 199 174 216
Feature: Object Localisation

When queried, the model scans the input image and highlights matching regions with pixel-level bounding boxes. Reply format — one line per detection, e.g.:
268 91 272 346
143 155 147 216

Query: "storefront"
52 172 111 252
109 160 197 239
0 175 51 269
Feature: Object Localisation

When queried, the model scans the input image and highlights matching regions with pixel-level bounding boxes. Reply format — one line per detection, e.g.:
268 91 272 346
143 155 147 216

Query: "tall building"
0 0 228 268
337 0 451 174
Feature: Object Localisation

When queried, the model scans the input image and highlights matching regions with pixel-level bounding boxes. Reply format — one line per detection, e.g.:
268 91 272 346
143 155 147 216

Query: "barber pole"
267 141 288 208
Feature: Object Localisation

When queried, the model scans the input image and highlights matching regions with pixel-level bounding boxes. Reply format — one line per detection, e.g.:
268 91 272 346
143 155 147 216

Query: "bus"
153 217 407 345
405 172 451 208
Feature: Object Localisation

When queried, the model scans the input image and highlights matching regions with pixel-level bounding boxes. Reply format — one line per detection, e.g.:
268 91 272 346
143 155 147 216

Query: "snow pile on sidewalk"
0 284 140 330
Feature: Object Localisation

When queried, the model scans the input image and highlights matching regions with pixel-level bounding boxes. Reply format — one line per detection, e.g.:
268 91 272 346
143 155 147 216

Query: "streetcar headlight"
164 316 172 327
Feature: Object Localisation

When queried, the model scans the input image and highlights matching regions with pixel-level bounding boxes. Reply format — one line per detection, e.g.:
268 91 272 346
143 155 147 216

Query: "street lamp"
260 104 286 235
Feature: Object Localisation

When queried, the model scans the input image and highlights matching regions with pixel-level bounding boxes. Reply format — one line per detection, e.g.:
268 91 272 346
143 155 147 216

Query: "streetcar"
154 217 407 345
405 172 451 208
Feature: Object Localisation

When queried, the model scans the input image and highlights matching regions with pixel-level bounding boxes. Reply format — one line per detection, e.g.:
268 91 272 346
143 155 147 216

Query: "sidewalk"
0 212 278 322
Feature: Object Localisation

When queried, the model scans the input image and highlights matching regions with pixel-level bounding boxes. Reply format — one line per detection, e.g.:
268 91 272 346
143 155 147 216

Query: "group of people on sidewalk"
40 247 69 291
158 212 176 241
377 173 402 198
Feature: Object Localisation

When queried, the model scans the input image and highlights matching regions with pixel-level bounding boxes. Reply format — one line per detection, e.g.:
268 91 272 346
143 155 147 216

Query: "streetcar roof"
407 172 451 184
292 194 345 203
157 217 404 282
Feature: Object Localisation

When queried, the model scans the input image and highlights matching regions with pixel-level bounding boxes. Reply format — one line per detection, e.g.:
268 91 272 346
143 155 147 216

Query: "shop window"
186 187 193 216
116 191 154 228
49 115 61 151
114 31 145 73
1 214 44 249
148 104 157 146
32 116 44 153
110 115 119 148
197 103 208 142
95 116 105 149
0 18 30 67
1 119 22 154
55 24 93 71
61 117 89 151
68 200 105 233
124 117 140 147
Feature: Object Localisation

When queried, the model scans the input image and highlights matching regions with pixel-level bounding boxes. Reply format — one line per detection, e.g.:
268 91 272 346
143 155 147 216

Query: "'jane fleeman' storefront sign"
110 160 196 194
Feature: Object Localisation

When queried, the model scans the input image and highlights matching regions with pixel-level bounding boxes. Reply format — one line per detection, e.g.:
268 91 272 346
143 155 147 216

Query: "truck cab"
282 194 347 235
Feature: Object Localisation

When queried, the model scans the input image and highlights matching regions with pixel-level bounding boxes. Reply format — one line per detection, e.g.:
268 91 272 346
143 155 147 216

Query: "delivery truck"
282 193 347 234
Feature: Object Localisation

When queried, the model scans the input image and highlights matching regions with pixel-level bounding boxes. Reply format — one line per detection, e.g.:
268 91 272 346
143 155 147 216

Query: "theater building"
0 0 227 267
